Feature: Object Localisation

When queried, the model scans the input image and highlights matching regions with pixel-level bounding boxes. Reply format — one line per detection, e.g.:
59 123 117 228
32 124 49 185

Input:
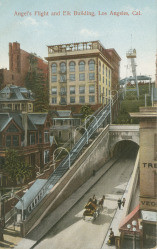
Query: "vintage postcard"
0 0 156 248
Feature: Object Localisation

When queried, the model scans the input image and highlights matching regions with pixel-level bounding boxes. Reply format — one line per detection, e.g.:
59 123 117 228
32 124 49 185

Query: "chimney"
22 112 28 146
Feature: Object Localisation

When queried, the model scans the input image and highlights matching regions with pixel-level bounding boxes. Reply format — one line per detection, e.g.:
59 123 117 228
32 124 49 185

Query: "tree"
25 54 49 112
80 105 93 118
4 149 32 185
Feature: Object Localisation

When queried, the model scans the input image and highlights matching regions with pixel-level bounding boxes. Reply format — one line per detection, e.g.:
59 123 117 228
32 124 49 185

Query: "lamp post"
74 126 88 145
53 147 71 169
126 220 143 249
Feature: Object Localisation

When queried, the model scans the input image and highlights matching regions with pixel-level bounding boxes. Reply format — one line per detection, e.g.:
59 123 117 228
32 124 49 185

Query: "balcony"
59 81 67 83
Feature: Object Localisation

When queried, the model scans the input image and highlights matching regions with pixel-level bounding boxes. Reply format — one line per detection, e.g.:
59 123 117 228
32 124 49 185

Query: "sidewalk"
0 224 22 249
101 178 131 249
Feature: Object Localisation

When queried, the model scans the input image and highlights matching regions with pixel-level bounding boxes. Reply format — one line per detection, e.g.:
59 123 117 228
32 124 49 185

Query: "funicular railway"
21 91 122 219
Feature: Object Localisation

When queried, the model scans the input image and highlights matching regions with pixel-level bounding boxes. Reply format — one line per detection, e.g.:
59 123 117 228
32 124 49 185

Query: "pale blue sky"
0 0 156 80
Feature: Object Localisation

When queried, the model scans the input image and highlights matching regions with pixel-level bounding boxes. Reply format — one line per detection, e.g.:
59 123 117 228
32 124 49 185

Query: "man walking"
117 198 122 209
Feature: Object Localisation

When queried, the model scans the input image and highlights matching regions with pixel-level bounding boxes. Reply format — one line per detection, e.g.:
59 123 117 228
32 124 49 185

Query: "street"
34 148 138 249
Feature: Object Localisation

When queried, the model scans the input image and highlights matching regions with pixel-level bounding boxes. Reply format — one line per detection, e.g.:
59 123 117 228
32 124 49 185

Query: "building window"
52 97 57 104
6 135 11 147
60 62 66 73
103 64 104 75
60 75 66 82
89 60 95 71
70 86 75 94
106 79 107 85
59 131 62 138
79 96 85 103
79 86 85 94
89 96 95 103
52 88 57 95
69 74 75 81
79 73 85 81
99 74 101 81
99 61 101 72
109 69 111 79
52 75 57 82
44 150 49 164
103 76 104 84
106 67 107 77
106 89 107 96
13 135 19 146
44 130 49 143
89 73 95 80
30 133 35 145
89 85 95 93
51 63 57 74
79 61 85 72
70 97 75 103
109 81 110 87
39 131 42 143
69 61 75 72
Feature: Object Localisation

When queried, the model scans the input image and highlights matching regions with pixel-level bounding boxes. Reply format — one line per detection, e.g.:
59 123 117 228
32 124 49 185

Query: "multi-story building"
0 112 53 182
0 42 48 90
0 85 34 112
46 41 121 111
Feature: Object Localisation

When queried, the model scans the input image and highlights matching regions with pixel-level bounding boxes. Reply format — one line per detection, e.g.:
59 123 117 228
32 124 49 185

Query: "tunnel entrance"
112 140 139 158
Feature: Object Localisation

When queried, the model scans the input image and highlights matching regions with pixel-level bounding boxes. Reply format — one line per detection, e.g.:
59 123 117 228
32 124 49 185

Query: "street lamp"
53 147 71 169
127 220 137 249
74 126 89 145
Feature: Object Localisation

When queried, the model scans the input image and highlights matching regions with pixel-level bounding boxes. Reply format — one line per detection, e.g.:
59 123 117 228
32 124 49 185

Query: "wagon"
83 201 100 220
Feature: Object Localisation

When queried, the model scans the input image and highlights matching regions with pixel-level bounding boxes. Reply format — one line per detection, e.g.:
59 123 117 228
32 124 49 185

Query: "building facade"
0 112 53 185
130 107 157 248
46 41 121 111
0 42 48 90
0 85 34 112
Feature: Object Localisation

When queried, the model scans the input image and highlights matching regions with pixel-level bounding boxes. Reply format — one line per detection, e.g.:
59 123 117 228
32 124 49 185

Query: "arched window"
69 61 75 72
51 63 57 74
89 60 95 71
60 62 66 73
79 61 85 72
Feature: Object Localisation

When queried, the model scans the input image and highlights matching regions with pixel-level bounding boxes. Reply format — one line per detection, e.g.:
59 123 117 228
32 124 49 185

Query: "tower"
125 48 139 98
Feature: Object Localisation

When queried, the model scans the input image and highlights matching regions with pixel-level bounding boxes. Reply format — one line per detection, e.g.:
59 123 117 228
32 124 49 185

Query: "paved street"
34 149 137 249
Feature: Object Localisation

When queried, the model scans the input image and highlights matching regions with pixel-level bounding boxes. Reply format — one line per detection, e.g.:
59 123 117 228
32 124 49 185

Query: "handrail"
26 89 124 215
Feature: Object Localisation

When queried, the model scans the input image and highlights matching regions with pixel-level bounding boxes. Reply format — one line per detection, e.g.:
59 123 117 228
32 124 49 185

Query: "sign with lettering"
140 197 157 211
142 162 157 169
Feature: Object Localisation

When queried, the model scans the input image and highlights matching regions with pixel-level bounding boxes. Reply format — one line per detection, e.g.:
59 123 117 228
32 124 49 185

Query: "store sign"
142 162 157 169
140 197 157 211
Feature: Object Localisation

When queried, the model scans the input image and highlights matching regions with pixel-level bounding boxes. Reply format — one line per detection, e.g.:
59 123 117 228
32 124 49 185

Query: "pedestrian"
122 197 126 207
117 198 121 209
108 228 115 245
99 195 105 208
92 194 97 205
0 220 4 242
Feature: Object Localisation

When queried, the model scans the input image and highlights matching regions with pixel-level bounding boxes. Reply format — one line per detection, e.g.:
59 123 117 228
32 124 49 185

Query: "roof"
0 113 12 132
56 110 71 117
28 113 47 125
119 205 141 234
0 85 34 102
0 112 49 132
15 179 47 210
120 75 151 84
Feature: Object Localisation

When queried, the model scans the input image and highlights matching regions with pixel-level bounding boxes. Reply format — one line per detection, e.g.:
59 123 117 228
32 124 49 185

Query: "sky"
0 0 156 80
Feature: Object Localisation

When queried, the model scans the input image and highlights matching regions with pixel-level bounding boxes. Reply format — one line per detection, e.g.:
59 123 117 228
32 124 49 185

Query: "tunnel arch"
111 140 139 157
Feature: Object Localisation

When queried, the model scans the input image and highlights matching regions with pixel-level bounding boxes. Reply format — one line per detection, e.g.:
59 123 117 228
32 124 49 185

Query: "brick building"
0 42 48 89
0 112 53 185
45 41 121 111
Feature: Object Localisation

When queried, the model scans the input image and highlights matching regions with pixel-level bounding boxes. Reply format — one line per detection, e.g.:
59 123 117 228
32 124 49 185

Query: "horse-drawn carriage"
83 201 100 220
